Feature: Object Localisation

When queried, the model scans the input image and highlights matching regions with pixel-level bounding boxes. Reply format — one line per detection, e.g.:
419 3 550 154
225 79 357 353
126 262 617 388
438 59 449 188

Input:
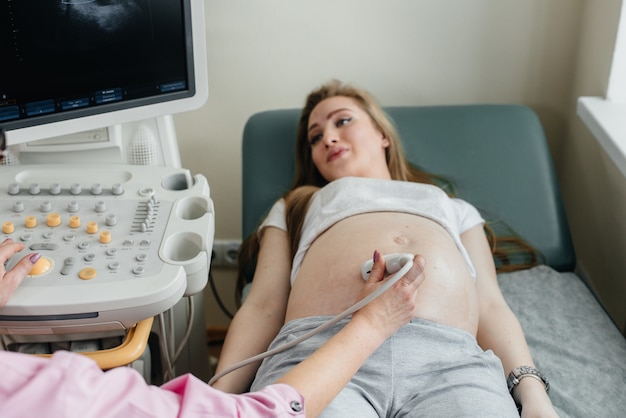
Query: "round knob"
69 215 81 228
8 183 20 195
67 201 80 213
111 183 124 195
12 201 25 213
25 216 37 229
78 268 97 280
91 183 103 195
40 201 52 213
46 213 61 227
99 230 111 244
136 253 148 262
86 221 98 234
2 221 15 234
105 213 118 226
94 201 107 213
83 253 96 262
49 184 61 195
70 183 82 195
139 188 154 197
29 183 41 195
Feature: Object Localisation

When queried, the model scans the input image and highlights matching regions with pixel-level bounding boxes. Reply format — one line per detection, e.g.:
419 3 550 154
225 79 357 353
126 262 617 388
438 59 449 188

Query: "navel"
392 235 411 245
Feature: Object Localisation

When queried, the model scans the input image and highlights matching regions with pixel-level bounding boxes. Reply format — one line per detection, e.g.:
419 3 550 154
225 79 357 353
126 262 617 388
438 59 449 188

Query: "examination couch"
241 104 626 417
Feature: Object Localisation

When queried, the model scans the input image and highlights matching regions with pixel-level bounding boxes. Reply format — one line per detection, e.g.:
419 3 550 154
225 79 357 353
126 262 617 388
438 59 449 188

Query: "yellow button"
29 257 52 276
25 216 37 229
78 268 97 280
99 230 111 244
2 221 15 234
69 215 81 228
46 213 61 227
86 222 98 234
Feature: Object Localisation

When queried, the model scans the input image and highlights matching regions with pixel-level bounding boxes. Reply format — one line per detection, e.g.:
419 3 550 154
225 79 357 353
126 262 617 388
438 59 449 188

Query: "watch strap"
506 365 550 394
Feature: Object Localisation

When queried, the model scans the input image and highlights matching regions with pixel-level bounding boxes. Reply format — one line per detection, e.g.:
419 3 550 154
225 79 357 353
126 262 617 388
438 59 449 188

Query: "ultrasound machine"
0 0 213 383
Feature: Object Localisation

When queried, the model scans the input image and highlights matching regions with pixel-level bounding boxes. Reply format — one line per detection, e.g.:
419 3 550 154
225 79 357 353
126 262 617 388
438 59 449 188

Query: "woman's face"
307 96 391 182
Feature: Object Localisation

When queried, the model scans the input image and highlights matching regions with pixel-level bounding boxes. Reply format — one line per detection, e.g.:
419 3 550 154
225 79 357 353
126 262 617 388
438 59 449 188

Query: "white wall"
562 0 626 333
173 0 588 327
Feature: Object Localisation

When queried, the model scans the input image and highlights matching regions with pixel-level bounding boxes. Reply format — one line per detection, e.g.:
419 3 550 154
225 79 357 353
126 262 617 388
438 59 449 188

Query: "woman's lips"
327 147 347 162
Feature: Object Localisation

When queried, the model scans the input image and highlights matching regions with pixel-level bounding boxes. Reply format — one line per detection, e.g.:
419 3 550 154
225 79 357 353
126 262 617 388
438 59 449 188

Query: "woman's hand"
516 378 559 418
353 250 426 340
0 238 38 308
520 399 560 418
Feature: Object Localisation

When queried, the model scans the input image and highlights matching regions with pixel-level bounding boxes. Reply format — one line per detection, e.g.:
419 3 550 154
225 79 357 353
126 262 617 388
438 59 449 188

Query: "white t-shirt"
259 177 484 285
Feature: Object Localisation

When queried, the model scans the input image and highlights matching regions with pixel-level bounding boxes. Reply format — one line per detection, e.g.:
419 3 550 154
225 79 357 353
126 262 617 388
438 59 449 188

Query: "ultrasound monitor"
0 0 208 167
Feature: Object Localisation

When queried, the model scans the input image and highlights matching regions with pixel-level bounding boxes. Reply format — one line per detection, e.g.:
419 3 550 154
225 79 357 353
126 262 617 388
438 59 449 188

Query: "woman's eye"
336 117 352 127
309 134 322 146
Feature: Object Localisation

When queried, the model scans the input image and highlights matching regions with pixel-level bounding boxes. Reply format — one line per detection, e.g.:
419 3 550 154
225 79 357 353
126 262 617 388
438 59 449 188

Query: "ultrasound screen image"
0 0 190 125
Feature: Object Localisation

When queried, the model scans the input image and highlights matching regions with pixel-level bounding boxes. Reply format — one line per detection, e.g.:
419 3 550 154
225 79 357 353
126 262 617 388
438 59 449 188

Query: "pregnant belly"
285 212 480 335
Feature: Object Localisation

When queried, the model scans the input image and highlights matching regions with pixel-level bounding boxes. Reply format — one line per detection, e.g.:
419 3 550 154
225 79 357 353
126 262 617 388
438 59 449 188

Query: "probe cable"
208 256 414 386
158 296 195 382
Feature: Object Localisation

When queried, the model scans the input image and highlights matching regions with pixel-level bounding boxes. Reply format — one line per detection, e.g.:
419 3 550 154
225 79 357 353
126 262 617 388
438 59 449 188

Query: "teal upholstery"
242 104 575 271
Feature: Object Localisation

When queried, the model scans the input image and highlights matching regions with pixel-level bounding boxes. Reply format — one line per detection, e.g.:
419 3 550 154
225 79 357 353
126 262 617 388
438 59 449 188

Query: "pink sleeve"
0 351 305 417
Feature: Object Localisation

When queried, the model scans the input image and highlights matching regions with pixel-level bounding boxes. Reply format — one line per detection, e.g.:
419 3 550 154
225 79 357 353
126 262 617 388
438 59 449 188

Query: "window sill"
577 97 626 178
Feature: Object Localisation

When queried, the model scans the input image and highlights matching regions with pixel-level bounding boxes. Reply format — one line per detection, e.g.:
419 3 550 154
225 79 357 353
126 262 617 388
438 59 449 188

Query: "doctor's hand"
353 250 426 340
0 239 39 309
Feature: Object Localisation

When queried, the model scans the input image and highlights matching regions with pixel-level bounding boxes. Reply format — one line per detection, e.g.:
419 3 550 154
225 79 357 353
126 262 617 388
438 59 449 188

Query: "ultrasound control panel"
0 164 214 336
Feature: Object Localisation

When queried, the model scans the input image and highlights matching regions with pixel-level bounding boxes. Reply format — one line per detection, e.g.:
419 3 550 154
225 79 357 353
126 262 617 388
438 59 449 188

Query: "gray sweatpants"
251 316 519 417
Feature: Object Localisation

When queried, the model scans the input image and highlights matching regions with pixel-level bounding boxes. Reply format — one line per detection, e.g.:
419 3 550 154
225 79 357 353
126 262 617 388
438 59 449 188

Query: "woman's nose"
323 130 338 146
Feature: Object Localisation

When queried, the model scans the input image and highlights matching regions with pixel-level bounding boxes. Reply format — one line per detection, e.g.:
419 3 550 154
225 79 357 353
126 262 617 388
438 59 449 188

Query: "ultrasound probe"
208 253 415 386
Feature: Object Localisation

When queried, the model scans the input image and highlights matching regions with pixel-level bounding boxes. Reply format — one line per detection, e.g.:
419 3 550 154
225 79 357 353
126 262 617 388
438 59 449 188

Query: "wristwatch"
506 366 550 394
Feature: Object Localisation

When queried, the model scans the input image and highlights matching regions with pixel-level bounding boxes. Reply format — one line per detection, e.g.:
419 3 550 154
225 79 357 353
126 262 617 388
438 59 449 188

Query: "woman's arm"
462 225 557 417
275 252 426 417
0 252 425 418
212 227 293 393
